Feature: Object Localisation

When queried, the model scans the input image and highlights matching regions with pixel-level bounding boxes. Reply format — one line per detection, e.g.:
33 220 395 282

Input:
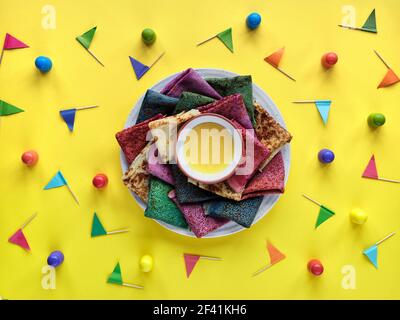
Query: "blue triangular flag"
129 56 150 80
315 100 331 125
44 171 67 190
363 245 378 268
60 109 77 132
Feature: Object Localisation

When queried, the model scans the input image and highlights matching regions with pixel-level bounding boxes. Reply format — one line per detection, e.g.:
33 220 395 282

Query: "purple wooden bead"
318 149 335 164
47 250 64 267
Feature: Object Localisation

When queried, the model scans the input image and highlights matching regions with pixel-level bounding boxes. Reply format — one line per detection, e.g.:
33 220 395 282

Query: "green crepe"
206 76 255 125
107 262 123 285
91 213 107 237
76 26 97 49
315 205 335 228
173 92 215 114
144 177 188 228
0 100 24 116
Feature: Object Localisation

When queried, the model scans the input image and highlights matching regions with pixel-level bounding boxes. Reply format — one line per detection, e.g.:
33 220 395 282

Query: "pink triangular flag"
8 229 30 250
3 33 29 50
362 155 379 179
184 254 201 278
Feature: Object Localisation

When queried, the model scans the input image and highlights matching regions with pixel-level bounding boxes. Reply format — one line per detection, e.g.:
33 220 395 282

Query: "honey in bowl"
176 114 243 184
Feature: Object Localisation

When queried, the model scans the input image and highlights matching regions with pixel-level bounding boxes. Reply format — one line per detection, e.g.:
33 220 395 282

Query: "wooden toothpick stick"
374 50 391 69
302 194 321 206
197 34 217 46
293 100 317 104
0 48 4 65
107 229 130 235
376 232 396 246
252 263 273 277
21 213 37 229
149 52 165 69
199 255 222 261
66 184 79 205
378 177 400 184
276 67 296 81
86 48 104 67
122 282 143 289
76 105 99 111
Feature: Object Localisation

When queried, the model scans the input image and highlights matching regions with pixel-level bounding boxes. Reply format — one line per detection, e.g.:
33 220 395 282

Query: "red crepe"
116 114 163 165
226 121 270 193
199 94 253 130
242 152 285 199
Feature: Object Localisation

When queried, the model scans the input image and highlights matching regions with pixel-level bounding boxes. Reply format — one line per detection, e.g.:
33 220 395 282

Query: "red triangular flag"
8 229 30 250
3 33 29 50
264 47 285 68
362 155 379 179
378 69 400 88
267 241 286 265
184 254 201 278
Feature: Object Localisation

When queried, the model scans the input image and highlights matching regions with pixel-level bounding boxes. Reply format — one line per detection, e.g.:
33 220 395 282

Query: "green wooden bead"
368 113 385 128
142 28 156 45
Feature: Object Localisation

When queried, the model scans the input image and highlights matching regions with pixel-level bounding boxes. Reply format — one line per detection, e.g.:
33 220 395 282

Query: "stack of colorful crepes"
116 68 292 237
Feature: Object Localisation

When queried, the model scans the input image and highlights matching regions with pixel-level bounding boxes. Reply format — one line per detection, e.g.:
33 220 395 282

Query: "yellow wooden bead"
139 255 154 272
350 208 368 225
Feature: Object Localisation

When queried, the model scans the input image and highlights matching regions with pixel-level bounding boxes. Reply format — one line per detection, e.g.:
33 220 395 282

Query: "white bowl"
176 113 243 184
120 68 291 238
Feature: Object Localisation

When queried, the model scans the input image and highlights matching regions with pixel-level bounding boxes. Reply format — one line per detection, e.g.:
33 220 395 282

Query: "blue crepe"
204 197 263 228
136 90 179 124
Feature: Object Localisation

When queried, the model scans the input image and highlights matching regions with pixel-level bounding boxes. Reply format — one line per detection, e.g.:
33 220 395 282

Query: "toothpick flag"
374 50 400 89
91 213 129 237
44 170 79 204
0 100 24 116
184 254 222 278
76 27 104 66
107 262 143 289
59 105 99 132
252 241 286 277
339 9 377 33
363 232 396 268
293 100 332 125
8 213 37 251
196 28 234 53
303 194 335 228
362 155 400 183
0 33 29 65
129 52 165 80
264 47 296 81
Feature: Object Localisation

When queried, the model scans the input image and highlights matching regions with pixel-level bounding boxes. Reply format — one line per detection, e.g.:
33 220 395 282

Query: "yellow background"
1 0 400 300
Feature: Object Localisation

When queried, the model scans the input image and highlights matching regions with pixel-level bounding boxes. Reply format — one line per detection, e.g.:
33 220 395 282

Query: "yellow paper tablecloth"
1 0 400 299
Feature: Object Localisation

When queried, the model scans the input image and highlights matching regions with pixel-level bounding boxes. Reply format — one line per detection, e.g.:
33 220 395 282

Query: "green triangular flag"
361 9 377 33
107 262 123 285
0 100 24 116
217 28 233 53
91 213 107 237
76 26 97 49
315 205 335 228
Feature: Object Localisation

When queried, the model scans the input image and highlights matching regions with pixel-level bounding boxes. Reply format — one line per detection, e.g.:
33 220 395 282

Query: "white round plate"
120 68 291 238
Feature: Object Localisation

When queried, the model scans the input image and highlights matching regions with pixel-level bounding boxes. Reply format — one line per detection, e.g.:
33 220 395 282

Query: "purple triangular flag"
60 109 77 132
129 56 150 80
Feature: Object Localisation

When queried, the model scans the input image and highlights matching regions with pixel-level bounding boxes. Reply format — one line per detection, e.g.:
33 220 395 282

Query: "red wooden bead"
308 259 324 276
92 174 108 188
21 150 39 166
321 52 338 69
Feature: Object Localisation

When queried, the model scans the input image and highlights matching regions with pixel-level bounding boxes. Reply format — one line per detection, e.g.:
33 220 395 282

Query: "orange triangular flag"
267 241 286 265
378 69 400 88
264 47 285 68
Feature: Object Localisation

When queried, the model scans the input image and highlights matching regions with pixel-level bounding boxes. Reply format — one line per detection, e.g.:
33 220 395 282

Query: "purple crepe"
199 94 253 130
147 146 175 185
168 190 228 238
161 68 222 100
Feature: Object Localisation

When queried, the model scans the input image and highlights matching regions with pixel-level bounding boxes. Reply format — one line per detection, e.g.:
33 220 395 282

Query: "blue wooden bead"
47 250 64 267
318 149 335 164
35 56 52 73
246 12 262 29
